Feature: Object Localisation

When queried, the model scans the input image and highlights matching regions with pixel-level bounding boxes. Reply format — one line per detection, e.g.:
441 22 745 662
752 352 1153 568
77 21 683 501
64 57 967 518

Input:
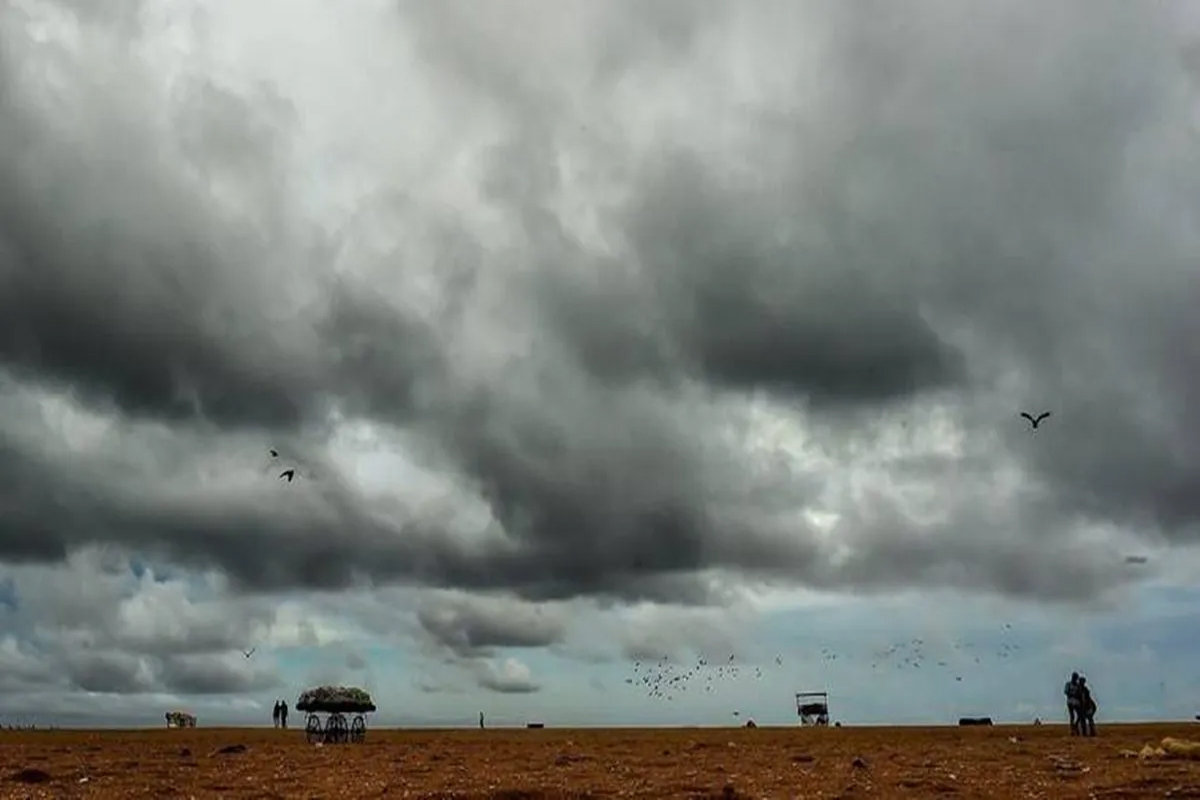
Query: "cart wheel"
350 715 366 743
305 713 322 744
326 712 348 744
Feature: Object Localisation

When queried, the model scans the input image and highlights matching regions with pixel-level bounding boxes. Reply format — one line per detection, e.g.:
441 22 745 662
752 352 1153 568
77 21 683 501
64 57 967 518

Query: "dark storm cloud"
417 595 567 658
0 23 441 433
0 0 1198 610
63 651 154 694
158 654 281 695
543 151 967 403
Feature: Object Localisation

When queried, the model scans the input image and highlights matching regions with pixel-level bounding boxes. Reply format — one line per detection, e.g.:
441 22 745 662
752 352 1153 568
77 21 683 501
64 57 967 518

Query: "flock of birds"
623 623 1034 705
624 653 775 702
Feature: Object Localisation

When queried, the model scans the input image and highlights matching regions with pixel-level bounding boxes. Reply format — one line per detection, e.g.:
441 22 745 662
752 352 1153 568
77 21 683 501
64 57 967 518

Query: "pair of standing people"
1064 672 1097 736
272 699 289 729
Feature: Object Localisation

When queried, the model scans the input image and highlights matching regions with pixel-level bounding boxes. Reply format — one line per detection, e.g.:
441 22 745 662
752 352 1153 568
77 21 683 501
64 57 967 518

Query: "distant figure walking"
280 700 289 729
479 712 485 729
1064 672 1082 735
272 700 281 729
1078 677 1097 737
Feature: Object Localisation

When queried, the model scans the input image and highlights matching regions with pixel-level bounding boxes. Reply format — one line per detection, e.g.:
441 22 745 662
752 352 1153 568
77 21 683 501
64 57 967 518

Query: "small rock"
851 756 868 769
211 744 247 756
179 748 191 757
10 768 51 784
792 753 815 763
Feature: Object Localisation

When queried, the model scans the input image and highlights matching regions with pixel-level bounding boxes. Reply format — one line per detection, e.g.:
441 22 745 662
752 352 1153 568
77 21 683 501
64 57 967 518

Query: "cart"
165 710 196 728
296 686 375 744
796 691 830 726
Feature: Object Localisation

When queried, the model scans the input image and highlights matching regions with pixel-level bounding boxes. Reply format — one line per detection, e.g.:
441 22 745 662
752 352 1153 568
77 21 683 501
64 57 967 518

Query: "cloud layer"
0 0 1197 721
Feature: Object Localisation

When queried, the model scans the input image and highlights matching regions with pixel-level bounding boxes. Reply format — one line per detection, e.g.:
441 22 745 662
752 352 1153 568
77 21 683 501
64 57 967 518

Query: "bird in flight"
279 469 296 483
1124 555 1149 565
269 449 279 458
242 648 255 659
1020 411 1051 429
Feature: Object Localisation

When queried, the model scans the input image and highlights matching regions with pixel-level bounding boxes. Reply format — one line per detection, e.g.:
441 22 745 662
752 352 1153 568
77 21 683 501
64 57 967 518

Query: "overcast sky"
1 0 1199 728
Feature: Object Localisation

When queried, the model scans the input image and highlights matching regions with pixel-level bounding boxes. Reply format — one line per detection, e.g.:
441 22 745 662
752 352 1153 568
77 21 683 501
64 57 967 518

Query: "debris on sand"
1048 755 1086 773
693 786 747 800
851 756 869 769
9 768 52 784
210 744 248 756
1137 738 1200 760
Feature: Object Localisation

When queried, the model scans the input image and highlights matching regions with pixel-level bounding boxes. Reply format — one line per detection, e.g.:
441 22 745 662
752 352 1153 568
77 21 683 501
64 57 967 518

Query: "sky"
0 0 1199 728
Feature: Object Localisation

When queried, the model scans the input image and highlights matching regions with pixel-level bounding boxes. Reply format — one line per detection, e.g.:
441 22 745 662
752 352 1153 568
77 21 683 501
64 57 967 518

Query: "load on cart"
165 710 196 728
297 685 376 744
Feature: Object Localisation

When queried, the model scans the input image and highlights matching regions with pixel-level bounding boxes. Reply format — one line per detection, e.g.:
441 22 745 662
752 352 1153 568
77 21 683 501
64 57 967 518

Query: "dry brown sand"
1 722 1199 798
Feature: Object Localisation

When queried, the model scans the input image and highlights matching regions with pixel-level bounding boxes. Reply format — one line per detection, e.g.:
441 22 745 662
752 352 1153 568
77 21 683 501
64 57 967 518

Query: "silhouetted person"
272 700 281 729
280 700 289 729
1078 677 1097 737
1064 672 1081 735
479 711 485 730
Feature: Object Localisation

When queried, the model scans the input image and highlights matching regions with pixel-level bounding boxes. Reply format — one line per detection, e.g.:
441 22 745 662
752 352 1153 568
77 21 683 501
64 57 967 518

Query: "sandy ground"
1 723 1199 799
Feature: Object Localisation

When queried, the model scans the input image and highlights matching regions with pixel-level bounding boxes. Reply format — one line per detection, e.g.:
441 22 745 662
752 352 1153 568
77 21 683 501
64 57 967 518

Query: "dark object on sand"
211 744 247 756
744 719 757 728
9 768 51 784
959 717 994 726
527 722 545 729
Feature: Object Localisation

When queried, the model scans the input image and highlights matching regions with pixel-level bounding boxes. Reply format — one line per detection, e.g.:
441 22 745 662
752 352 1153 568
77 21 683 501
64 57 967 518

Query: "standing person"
479 711 485 730
1078 677 1097 737
272 700 281 729
280 700 289 729
1064 672 1081 735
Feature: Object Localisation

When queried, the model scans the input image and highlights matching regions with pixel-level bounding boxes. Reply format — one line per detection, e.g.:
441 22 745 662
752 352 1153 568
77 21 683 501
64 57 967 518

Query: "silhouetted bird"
1020 412 1051 428
243 648 255 658
279 469 295 482
270 449 279 458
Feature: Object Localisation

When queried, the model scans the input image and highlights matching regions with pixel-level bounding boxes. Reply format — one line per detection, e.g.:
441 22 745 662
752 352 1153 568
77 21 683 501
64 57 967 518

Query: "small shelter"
796 691 830 726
